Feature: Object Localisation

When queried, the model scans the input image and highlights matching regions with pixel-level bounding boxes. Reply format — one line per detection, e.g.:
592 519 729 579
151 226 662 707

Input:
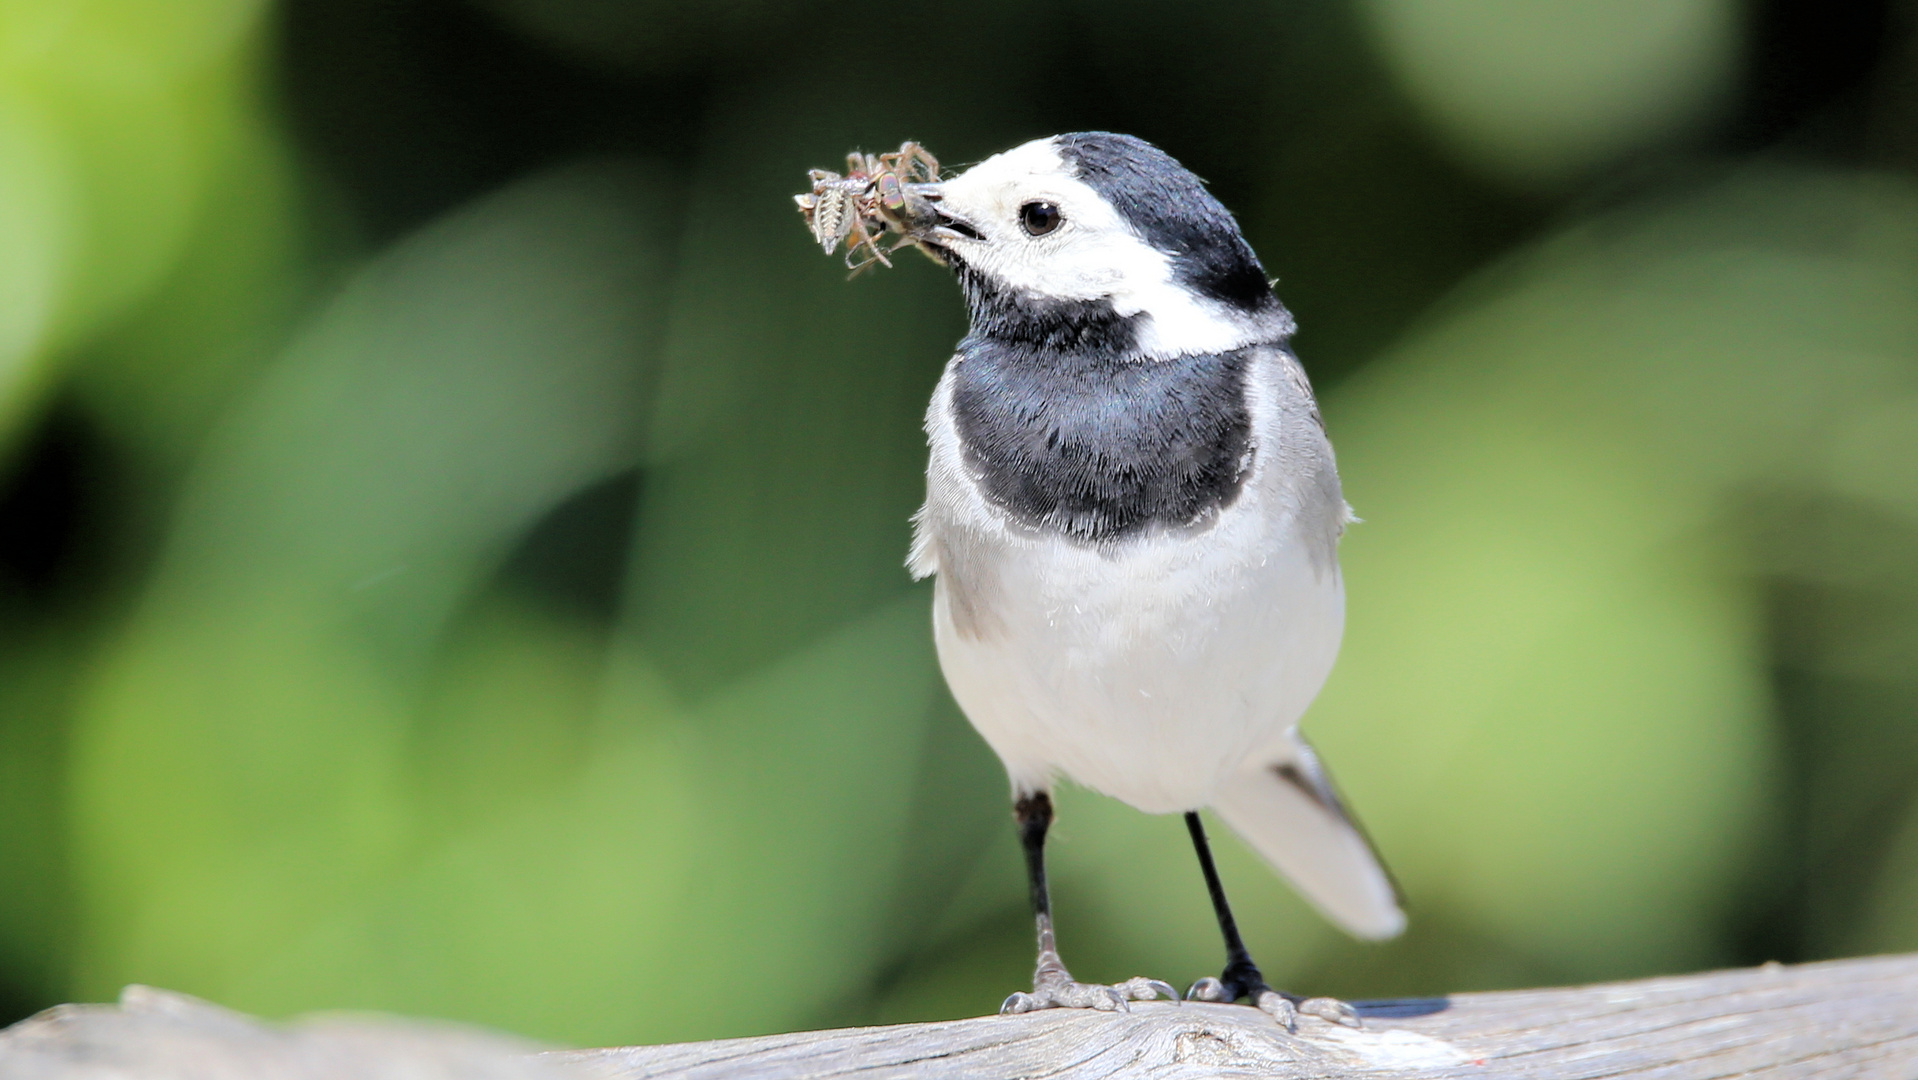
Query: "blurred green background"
2 0 1917 1049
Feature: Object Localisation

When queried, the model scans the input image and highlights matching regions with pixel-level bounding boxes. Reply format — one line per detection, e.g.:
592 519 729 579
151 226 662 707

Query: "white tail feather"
1209 734 1405 940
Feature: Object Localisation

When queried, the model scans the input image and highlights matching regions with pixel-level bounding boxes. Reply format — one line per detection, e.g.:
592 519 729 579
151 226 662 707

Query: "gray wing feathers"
1210 732 1405 940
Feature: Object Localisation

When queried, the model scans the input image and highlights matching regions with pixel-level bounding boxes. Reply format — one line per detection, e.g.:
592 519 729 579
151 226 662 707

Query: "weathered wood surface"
0 984 578 1080
5 954 1917 1079
567 953 1918 1079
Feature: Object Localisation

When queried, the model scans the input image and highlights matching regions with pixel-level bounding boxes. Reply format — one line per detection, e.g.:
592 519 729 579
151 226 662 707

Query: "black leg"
1184 811 1364 1029
1017 792 1054 919
1015 792 1068 985
1185 811 1270 1001
1000 792 1179 1014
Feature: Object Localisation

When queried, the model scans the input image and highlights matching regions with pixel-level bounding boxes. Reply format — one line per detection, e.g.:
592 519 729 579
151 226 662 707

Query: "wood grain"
6 954 1916 1078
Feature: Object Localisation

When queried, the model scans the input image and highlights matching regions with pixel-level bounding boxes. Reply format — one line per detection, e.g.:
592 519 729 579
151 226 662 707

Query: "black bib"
950 339 1254 542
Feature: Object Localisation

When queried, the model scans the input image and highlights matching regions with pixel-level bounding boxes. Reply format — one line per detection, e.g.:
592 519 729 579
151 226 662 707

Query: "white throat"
936 138 1286 358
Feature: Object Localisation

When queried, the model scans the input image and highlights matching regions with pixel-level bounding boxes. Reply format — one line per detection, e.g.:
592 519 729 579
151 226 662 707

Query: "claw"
1004 973 1176 1015
1115 977 1181 1004
1186 977 1231 1002
1254 989 1299 1032
1299 996 1363 1029
1189 977 1358 1030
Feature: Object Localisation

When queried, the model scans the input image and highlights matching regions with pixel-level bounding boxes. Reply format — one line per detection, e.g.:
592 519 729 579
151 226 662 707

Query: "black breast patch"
950 341 1254 541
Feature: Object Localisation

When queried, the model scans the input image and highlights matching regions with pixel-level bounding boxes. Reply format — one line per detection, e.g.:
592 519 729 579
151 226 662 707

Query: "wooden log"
5 953 1917 1078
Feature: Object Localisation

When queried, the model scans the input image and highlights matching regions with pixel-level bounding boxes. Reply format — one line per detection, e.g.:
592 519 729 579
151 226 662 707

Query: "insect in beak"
796 141 957 275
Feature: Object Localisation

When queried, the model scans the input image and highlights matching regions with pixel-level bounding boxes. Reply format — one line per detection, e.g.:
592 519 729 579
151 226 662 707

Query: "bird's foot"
1187 976 1362 1032
1002 972 1179 1015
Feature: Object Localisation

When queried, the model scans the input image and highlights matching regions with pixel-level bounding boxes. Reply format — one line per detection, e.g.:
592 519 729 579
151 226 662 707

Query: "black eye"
1020 201 1062 236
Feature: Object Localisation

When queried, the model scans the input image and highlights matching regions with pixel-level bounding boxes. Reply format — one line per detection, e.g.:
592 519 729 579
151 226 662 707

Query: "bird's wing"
1209 730 1405 940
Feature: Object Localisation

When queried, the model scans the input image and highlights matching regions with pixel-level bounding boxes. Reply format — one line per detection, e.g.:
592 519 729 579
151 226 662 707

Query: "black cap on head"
1053 132 1280 316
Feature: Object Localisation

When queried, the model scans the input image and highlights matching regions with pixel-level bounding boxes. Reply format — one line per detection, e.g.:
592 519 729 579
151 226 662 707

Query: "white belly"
931 508 1344 813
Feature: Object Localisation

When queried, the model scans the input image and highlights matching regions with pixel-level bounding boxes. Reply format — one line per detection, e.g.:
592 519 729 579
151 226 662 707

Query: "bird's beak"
865 182 969 267
912 187 985 242
889 185 982 266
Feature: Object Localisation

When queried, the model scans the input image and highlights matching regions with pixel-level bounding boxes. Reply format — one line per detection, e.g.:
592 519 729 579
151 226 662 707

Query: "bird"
873 131 1404 1028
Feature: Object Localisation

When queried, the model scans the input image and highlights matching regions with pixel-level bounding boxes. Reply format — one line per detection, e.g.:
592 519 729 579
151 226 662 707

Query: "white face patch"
932 137 1277 358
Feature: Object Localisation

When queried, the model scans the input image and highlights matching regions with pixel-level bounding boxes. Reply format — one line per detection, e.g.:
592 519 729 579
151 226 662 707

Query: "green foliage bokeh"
1 0 1916 1048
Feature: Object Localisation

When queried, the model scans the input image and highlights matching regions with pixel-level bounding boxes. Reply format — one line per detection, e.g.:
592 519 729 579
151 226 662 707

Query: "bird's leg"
1183 812 1363 1031
1000 792 1178 1015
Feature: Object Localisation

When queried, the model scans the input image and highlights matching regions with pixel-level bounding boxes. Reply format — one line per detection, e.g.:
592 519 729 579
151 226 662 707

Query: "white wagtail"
810 132 1404 1027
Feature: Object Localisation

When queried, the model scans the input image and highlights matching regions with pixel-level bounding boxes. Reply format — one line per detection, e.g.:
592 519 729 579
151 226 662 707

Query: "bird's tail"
1209 732 1405 940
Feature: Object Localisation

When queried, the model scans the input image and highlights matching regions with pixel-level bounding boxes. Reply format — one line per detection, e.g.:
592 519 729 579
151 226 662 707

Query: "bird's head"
907 132 1294 358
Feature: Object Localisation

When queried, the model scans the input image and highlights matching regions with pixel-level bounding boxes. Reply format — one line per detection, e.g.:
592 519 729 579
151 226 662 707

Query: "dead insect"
795 152 874 257
795 142 943 275
795 174 852 255
872 142 940 229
